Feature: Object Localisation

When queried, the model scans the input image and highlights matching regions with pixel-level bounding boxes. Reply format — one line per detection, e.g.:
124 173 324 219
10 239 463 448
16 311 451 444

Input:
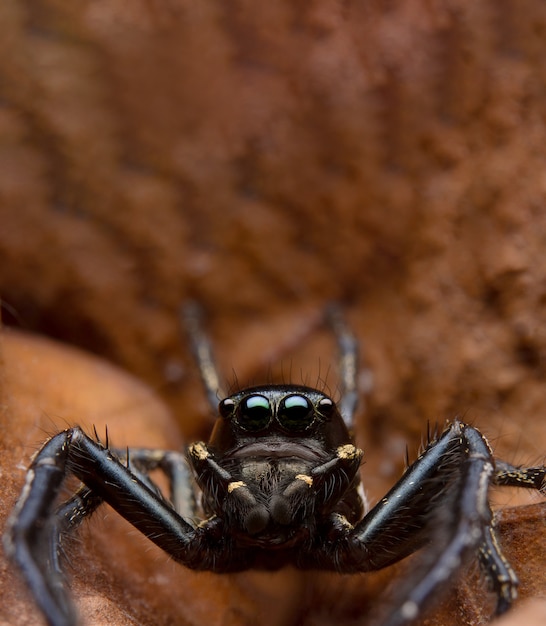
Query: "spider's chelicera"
4 306 546 626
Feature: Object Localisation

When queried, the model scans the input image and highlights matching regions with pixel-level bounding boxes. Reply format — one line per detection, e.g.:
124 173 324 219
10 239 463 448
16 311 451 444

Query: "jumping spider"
4 305 546 626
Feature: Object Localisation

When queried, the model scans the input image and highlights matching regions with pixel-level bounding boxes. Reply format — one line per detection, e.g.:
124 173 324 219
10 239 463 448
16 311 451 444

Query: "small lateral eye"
277 394 314 431
219 398 235 419
318 397 334 418
238 395 272 431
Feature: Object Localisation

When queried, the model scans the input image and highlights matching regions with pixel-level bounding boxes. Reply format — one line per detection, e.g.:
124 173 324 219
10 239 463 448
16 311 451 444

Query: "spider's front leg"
115 446 197 519
315 420 545 626
4 428 212 626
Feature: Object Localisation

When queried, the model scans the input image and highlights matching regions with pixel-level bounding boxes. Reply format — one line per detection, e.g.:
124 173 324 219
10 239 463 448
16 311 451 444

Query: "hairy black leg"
303 422 501 624
55 487 103 534
351 422 469 570
49 487 103 582
47 447 195 582
182 302 224 410
326 305 360 428
5 428 213 626
479 524 519 614
48 447 197 585
115 447 196 520
4 434 78 626
480 458 545 613
368 423 499 626
493 459 546 491
305 422 462 571
61 431 202 558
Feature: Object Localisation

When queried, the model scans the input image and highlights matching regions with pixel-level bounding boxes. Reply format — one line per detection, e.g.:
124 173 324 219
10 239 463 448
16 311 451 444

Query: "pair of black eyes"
219 394 333 432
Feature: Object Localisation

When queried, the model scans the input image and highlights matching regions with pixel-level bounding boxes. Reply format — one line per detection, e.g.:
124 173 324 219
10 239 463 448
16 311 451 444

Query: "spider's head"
208 384 353 457
197 385 363 539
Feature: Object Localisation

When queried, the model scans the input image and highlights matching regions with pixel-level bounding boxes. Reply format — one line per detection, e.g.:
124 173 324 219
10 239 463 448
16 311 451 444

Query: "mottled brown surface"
0 1 545 625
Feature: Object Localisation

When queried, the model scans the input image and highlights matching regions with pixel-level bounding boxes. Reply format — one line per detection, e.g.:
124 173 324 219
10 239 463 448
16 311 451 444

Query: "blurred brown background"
1 1 545 625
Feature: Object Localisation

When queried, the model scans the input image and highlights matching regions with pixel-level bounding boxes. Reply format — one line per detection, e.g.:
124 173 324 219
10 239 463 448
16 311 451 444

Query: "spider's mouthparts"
244 494 293 534
244 504 270 534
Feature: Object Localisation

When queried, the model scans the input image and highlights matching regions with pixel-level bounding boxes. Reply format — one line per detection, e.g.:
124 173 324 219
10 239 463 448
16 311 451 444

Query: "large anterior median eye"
238 395 272 431
277 394 314 431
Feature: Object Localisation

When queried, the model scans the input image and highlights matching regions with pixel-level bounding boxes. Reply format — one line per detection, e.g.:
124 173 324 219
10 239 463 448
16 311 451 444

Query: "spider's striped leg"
477 458 545 613
478 523 519 615
493 458 546 491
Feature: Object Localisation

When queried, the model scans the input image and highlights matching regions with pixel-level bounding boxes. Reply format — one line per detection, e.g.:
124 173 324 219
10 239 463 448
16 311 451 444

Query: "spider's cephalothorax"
187 384 364 561
4 305 546 626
